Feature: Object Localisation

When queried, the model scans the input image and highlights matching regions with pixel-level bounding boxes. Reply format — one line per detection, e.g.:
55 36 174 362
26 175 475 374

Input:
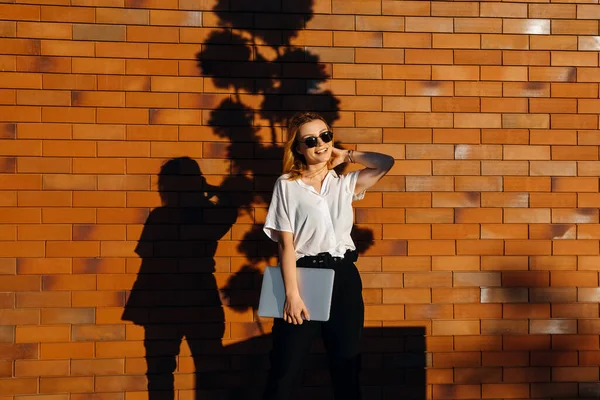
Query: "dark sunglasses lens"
304 137 318 148
321 131 333 143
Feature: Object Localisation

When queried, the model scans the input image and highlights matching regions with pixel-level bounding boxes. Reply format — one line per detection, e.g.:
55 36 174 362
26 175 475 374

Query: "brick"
149 10 202 26
382 288 430 304
17 123 72 140
356 16 404 32
553 51 598 67
482 34 529 50
554 20 597 35
332 64 382 81
0 378 38 395
408 240 454 256
18 224 71 241
96 7 148 25
405 145 453 161
46 241 100 258
43 274 96 292
531 161 577 176
455 82 502 98
433 128 480 144
457 239 505 256
503 177 549 193
455 177 502 192
432 97 480 113
43 73 96 90
41 106 95 123
127 26 178 43
505 52 551 67
0 38 41 57
580 38 600 53
529 99 576 115
531 35 577 51
41 5 95 23
72 24 125 42
432 320 480 336
71 324 125 341
151 76 203 93
364 305 404 321
17 22 71 40
405 81 453 97
0 225 16 241
505 19 550 35
17 89 70 106
41 40 94 58
456 208 502 224
383 224 429 240
71 359 124 376
552 177 598 192
432 192 479 208
38 340 93 360
72 192 125 208
16 292 69 308
39 377 94 393
553 83 598 98
455 304 502 319
97 141 150 157
42 175 96 191
432 288 479 303
330 0 379 14
406 49 451 65
454 50 501 65
0 21 16 38
0 106 41 122
432 224 479 240
405 114 453 130
16 325 70 343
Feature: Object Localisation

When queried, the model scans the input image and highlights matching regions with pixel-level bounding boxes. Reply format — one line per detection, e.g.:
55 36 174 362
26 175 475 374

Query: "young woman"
262 112 395 399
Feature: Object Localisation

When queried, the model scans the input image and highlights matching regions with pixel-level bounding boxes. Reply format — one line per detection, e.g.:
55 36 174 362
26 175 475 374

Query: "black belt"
296 249 358 269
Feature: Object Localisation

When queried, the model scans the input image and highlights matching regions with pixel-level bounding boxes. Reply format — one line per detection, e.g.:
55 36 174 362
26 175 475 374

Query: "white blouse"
263 169 365 259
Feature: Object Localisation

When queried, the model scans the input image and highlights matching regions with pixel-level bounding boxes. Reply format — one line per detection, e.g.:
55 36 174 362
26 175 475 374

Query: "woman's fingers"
302 306 310 321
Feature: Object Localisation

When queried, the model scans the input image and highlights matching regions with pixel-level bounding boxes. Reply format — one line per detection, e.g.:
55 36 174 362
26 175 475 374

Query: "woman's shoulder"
275 173 296 184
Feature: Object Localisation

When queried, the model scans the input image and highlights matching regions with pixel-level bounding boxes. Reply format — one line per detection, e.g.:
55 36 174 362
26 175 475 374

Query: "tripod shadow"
122 157 236 399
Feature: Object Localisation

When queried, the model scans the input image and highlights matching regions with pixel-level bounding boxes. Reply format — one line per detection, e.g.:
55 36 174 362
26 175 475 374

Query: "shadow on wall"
121 157 426 400
122 0 426 399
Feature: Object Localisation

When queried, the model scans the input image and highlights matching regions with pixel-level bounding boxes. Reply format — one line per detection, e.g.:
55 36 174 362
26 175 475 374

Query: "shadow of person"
122 157 237 400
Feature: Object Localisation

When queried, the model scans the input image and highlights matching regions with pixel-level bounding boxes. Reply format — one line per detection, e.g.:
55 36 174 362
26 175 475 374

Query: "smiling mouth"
315 148 328 154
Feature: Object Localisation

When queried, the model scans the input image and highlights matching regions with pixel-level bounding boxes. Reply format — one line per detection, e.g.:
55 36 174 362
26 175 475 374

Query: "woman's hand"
329 147 349 169
283 292 310 324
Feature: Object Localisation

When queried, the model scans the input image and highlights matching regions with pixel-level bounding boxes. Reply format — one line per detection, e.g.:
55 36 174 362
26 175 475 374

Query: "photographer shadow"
122 157 236 399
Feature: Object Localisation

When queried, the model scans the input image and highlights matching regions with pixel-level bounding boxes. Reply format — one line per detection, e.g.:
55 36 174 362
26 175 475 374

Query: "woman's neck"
301 163 328 182
303 162 328 175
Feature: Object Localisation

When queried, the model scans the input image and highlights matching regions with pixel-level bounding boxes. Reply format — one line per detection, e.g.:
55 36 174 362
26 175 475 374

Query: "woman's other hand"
283 293 310 324
329 147 349 169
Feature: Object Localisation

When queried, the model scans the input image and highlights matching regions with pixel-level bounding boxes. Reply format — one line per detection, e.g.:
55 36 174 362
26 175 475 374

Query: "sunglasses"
299 131 334 148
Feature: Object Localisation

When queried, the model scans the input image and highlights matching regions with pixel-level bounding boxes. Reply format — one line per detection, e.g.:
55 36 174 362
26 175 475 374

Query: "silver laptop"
257 266 335 322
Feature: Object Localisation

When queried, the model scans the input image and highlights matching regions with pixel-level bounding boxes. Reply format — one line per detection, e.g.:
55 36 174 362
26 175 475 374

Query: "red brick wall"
2 1 600 399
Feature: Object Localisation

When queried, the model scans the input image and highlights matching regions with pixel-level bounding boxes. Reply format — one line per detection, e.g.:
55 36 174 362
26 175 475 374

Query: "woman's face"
295 119 332 166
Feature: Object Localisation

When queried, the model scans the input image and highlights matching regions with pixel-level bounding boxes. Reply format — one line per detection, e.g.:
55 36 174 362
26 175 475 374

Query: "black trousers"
263 251 364 400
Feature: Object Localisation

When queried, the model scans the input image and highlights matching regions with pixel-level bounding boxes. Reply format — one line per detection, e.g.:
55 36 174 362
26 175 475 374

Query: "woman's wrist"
345 150 354 163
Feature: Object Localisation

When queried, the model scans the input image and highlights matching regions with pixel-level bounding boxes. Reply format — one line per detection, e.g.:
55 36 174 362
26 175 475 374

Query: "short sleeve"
263 178 293 242
345 170 366 201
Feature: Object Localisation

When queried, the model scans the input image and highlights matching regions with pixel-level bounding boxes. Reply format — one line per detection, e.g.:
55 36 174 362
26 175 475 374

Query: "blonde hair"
282 112 333 180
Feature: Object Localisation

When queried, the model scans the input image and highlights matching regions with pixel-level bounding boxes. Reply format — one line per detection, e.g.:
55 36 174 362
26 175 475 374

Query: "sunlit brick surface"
1 1 600 399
